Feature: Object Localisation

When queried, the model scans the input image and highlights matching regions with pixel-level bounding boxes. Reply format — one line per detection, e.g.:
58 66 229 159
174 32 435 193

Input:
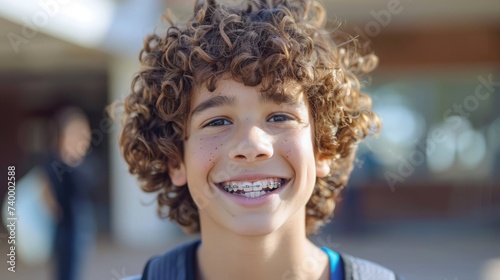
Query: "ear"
315 155 331 178
168 160 187 186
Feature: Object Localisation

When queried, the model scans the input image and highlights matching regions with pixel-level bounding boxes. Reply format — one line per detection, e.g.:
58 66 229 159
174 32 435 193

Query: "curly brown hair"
119 0 380 235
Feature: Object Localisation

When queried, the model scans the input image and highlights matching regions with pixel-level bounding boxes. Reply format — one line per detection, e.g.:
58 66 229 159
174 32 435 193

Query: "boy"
119 0 400 279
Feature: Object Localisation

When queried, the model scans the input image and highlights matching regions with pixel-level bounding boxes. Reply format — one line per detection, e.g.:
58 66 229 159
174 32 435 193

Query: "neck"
196 209 329 280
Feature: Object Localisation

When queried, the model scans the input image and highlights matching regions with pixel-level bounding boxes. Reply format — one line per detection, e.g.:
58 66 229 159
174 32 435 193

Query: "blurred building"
0 0 499 248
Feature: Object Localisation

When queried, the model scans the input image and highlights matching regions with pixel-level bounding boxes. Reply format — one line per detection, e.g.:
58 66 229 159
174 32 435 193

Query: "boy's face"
169 78 330 236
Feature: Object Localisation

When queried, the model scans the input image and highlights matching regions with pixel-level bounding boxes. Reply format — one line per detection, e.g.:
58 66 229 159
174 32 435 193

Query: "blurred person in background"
42 106 97 280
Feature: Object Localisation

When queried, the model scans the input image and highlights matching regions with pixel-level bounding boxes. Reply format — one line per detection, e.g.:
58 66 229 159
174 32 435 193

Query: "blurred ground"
0 221 499 280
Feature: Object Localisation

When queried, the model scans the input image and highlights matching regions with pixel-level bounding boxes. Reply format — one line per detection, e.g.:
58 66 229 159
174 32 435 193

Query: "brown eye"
204 118 232 127
268 114 293 122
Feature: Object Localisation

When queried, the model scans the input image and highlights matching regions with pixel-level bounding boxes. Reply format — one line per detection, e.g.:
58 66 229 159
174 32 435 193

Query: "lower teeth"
242 191 266 198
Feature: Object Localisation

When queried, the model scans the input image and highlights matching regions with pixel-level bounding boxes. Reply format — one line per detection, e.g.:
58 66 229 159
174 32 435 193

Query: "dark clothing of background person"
43 152 95 280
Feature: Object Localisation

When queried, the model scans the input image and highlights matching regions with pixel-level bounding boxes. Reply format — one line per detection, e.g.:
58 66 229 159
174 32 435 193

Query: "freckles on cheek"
280 129 314 161
190 136 221 170
282 141 292 159
280 138 298 161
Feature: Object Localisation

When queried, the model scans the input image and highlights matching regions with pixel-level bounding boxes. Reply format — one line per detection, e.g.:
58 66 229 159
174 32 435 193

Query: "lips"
217 178 286 198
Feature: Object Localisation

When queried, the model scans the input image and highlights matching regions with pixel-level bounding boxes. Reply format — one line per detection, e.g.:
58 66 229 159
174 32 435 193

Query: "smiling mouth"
217 178 286 198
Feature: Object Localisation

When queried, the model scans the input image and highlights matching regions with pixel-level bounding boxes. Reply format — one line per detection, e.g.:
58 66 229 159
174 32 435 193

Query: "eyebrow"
191 95 237 116
191 90 302 117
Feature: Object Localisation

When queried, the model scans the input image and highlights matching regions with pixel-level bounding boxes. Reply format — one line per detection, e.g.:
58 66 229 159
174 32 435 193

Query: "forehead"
192 78 306 105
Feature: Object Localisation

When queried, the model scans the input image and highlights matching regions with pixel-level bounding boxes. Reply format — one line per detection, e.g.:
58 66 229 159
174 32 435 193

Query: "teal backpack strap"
320 247 344 279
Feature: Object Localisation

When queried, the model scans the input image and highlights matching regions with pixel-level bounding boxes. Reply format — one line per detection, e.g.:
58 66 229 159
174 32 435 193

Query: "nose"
228 125 274 162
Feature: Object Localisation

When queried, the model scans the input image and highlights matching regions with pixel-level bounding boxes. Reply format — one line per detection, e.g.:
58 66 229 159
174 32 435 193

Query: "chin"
225 216 285 237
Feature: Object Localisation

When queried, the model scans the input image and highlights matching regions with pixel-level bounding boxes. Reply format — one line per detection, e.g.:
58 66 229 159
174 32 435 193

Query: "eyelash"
204 119 232 127
267 114 294 122
202 113 295 128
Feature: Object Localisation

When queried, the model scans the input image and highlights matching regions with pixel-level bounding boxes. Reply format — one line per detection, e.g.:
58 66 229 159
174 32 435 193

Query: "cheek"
186 136 224 172
282 128 313 152
279 128 316 164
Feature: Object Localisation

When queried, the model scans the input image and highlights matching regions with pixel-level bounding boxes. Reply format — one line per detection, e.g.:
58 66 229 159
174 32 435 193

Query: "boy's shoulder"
338 252 401 280
130 240 401 280
133 239 200 280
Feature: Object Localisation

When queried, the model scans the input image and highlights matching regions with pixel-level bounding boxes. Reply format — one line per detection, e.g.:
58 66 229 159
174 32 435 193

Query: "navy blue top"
137 239 399 280
182 240 344 280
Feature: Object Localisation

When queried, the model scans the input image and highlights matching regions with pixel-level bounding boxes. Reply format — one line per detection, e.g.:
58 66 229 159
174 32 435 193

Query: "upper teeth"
221 179 282 193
